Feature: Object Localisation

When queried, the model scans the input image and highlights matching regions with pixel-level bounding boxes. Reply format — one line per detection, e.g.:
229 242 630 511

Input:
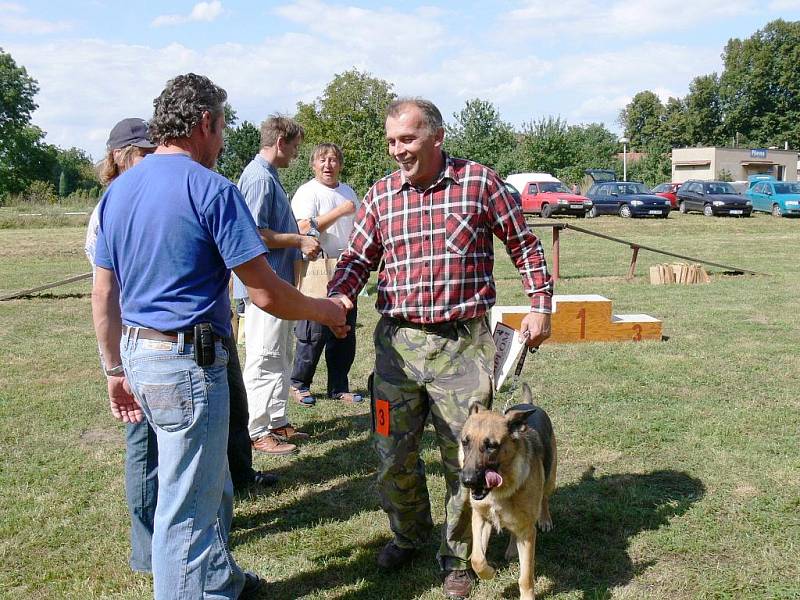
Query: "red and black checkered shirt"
328 154 553 323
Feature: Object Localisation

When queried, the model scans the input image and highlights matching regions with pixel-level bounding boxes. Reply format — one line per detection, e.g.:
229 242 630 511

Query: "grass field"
1 212 798 599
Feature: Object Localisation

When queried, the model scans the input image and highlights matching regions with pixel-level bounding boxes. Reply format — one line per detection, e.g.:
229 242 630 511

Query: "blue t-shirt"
232 155 300 299
94 153 267 336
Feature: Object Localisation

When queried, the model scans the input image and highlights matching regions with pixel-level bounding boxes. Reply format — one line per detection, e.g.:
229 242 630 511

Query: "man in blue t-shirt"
92 73 350 600
232 116 321 456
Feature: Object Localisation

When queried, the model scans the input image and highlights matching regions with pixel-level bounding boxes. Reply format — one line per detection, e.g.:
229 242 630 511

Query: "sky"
3 0 800 161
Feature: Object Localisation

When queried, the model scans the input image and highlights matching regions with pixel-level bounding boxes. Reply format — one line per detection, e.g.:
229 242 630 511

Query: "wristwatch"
308 217 318 230
104 364 125 377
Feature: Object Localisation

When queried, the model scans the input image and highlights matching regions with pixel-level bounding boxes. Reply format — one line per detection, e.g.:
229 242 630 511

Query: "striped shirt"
328 154 553 323
231 155 300 299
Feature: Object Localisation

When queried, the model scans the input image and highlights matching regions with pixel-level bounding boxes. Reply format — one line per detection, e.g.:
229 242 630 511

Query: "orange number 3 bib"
375 399 390 437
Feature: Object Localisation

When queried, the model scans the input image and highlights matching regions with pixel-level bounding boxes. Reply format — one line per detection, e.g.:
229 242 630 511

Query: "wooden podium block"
608 314 662 342
491 294 662 344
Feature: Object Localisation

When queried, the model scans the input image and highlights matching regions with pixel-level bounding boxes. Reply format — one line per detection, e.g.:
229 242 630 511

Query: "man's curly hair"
149 73 227 144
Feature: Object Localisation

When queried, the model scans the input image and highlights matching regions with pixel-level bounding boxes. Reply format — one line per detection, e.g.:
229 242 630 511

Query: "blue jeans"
124 420 157 572
121 330 245 600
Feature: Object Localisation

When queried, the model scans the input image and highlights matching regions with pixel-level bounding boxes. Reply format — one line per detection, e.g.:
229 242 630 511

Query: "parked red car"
505 173 592 217
651 182 682 209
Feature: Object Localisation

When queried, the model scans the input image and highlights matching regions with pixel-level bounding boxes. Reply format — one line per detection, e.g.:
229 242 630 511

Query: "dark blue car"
584 170 670 218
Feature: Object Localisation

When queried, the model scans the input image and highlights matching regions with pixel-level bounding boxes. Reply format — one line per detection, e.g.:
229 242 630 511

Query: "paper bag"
294 257 339 298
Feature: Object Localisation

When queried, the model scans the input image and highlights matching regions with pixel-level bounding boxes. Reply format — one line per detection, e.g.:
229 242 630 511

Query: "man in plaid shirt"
328 98 552 599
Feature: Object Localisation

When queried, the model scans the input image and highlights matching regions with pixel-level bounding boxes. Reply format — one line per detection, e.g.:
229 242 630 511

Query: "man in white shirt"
290 143 362 404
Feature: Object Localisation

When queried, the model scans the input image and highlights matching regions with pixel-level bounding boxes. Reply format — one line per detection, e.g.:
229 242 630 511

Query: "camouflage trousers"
370 315 495 571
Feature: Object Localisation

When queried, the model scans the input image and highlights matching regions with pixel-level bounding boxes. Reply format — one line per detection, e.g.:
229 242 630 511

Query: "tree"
0 48 46 196
685 74 724 146
0 125 58 197
513 117 574 175
58 170 67 197
218 119 260 183
660 97 691 148
444 99 516 173
508 118 618 186
719 19 800 149
0 47 38 139
618 91 665 151
287 69 396 196
627 141 672 186
54 147 97 196
561 123 619 185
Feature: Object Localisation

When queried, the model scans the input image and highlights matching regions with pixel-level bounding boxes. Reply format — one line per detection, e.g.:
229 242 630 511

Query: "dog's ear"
506 407 536 435
521 382 534 404
469 402 486 416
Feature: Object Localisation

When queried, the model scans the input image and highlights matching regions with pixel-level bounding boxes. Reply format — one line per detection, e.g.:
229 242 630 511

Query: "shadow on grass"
251 537 445 600
232 412 450 598
235 410 704 598
5 292 90 301
502 467 706 599
232 414 443 541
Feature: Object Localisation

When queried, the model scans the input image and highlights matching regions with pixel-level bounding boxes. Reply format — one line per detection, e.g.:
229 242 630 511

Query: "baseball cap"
106 118 157 151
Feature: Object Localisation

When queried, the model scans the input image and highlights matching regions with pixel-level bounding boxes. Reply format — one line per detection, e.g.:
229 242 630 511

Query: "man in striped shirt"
328 98 552 599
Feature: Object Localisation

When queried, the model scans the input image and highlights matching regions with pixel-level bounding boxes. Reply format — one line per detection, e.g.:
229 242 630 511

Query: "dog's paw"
476 564 496 580
471 560 496 580
537 516 553 532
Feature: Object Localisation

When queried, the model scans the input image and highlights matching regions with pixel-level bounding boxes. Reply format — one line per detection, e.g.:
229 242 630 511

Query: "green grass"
0 202 95 230
1 212 798 599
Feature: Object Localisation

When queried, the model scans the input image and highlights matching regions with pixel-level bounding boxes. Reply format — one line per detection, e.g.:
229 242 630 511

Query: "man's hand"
107 375 143 423
519 312 551 348
325 295 354 338
299 235 321 260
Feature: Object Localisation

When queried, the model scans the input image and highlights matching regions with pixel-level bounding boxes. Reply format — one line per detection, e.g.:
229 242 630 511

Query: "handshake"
316 294 353 339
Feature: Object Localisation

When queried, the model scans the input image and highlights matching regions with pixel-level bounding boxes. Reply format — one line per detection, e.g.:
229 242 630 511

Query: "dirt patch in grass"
732 483 759 499
747 314 771 325
79 428 120 446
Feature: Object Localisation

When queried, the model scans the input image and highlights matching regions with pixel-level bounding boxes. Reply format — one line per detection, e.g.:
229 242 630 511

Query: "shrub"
22 180 58 204
717 168 734 182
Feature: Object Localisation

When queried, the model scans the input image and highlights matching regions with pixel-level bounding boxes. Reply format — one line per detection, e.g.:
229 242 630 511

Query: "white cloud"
274 0 450 60
7 0 795 161
570 94 631 129
3 31 716 160
606 0 754 33
436 52 551 101
6 32 365 159
152 1 224 28
553 43 721 92
768 0 800 8
0 2 71 34
505 0 758 36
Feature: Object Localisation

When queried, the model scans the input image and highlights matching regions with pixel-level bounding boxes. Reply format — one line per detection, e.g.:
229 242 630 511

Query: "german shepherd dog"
459 384 557 600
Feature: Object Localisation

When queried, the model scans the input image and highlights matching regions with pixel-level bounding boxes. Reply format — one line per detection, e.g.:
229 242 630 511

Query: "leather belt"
387 316 475 338
122 325 219 344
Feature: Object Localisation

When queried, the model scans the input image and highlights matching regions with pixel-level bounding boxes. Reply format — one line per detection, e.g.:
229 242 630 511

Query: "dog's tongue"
485 469 503 489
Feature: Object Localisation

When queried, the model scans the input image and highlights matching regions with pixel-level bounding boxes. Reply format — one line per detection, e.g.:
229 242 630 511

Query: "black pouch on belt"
193 323 216 367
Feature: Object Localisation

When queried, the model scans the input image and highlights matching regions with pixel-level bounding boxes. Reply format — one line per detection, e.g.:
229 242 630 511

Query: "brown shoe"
376 541 417 570
443 569 475 599
269 424 310 442
251 434 297 455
